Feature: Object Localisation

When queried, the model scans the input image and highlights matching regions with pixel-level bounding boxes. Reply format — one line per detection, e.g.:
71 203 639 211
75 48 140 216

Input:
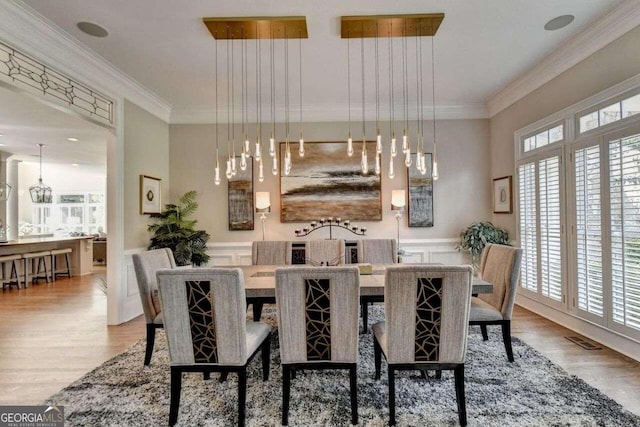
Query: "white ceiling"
20 0 624 122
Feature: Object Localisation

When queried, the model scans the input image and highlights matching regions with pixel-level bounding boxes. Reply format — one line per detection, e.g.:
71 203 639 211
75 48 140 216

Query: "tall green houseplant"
458 221 510 268
147 190 210 266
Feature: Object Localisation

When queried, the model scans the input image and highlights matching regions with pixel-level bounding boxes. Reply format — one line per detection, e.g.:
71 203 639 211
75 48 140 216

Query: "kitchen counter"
0 236 94 276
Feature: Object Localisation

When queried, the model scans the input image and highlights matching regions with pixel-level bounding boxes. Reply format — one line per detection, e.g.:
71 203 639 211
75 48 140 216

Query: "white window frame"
576 87 640 137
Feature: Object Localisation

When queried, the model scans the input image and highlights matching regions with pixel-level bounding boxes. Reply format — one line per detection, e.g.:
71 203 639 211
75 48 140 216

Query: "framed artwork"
408 153 434 227
228 156 254 230
140 175 161 214
279 141 381 222
493 175 513 214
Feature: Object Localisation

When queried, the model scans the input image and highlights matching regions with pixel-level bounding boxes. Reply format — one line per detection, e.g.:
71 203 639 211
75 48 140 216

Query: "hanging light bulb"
404 149 412 167
298 133 305 157
244 138 251 156
258 157 264 182
347 133 354 156
402 132 409 154
361 143 368 175
432 144 439 180
214 158 221 185
231 152 237 176
255 138 262 162
272 154 278 175
376 132 382 154
420 154 427 175
416 149 423 171
225 157 232 179
284 141 292 175
240 151 247 171
375 152 381 175
269 134 276 157
391 134 397 157
388 155 395 179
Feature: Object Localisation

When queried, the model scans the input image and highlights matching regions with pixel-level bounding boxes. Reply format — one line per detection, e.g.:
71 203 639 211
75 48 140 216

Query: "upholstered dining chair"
132 248 176 366
305 239 345 266
251 240 292 265
373 265 473 426
275 266 360 425
468 243 522 362
156 268 272 427
356 238 397 264
356 239 397 332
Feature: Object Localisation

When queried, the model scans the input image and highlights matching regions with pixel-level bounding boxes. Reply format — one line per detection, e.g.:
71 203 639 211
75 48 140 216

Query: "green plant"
458 221 510 267
147 190 210 266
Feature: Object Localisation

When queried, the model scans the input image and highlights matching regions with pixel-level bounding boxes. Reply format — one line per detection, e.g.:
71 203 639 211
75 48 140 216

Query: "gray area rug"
46 307 640 426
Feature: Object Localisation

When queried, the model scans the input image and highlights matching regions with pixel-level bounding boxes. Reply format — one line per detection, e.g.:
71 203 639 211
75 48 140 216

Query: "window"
25 192 106 237
578 92 640 134
575 145 603 317
609 133 640 331
517 153 563 303
523 124 564 153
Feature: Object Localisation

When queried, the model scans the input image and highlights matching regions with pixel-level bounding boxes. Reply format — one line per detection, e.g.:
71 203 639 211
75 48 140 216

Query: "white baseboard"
516 294 640 362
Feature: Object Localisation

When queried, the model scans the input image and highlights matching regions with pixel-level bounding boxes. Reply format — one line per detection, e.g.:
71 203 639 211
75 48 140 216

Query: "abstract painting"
408 153 434 227
228 157 254 230
280 141 381 222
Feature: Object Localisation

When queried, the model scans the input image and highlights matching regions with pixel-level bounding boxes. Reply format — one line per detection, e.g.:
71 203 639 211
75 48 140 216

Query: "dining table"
240 264 493 327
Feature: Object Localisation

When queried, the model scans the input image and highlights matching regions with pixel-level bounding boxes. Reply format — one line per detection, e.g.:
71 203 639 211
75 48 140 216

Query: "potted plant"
458 221 510 269
147 190 210 266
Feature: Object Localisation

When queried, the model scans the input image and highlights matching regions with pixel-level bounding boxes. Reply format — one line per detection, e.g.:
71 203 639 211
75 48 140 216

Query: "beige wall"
490 25 640 236
124 100 170 249
170 119 490 243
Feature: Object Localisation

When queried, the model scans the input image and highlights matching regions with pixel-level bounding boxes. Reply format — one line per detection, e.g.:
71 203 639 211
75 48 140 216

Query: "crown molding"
170 103 488 124
487 0 640 118
0 1 172 123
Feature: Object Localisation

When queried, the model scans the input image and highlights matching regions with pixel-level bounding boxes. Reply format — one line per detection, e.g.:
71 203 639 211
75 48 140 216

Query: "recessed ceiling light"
67 137 79 142
0 134 3 137
77 21 109 38
544 15 575 31
72 163 79 167
0 143 5 147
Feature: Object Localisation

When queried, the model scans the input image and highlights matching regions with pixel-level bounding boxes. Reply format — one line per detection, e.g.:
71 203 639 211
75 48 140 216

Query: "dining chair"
373 265 473 426
156 268 272 427
132 248 176 366
356 239 397 332
356 238 397 264
275 266 360 425
251 240 292 265
305 239 345 265
468 243 522 362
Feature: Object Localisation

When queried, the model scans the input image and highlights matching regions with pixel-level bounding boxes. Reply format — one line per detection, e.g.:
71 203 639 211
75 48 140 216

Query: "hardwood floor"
0 272 639 418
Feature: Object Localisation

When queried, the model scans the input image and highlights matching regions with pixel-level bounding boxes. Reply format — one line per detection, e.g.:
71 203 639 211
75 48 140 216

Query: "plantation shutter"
575 145 604 316
539 157 563 301
519 162 537 292
609 133 640 331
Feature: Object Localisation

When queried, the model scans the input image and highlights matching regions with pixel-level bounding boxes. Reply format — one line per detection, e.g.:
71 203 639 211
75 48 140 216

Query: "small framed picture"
140 175 162 214
493 176 513 214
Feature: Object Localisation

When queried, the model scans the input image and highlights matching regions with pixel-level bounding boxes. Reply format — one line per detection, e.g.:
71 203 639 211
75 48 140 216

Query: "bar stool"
22 251 52 286
50 248 72 281
0 254 22 290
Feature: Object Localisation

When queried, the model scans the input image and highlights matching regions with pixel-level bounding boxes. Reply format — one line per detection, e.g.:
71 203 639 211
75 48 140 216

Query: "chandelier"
29 143 52 203
341 14 444 180
203 17 308 185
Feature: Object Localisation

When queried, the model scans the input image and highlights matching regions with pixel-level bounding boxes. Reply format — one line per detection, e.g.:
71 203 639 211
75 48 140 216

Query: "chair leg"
435 370 442 380
502 320 514 362
219 372 228 383
144 324 155 366
203 372 210 380
454 365 467 426
350 364 358 425
282 365 291 426
169 367 182 426
262 334 271 381
252 302 264 321
480 324 488 341
238 368 247 427
374 335 382 380
64 253 71 277
388 366 396 426
361 302 369 333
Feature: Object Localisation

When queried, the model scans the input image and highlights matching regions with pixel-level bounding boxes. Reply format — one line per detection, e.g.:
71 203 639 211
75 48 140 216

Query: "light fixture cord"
347 33 351 135
375 25 379 133
416 32 421 142
299 30 303 137
231 34 235 147
215 31 219 160
227 28 231 159
241 28 245 138
431 25 436 148
402 25 408 133
257 23 261 139
271 24 275 136
39 144 43 181
361 26 365 140
285 30 290 138
389 24 394 137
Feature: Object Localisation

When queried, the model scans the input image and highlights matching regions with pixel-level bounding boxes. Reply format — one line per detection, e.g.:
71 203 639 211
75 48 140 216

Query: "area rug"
45 307 640 426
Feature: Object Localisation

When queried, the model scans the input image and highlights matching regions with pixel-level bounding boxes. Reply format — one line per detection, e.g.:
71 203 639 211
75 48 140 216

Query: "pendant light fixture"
346 33 353 157
29 143 52 203
374 26 381 176
430 23 439 181
387 25 395 179
360 27 368 175
298 30 305 157
284 29 293 176
213 31 221 186
240 33 248 171
269 24 277 166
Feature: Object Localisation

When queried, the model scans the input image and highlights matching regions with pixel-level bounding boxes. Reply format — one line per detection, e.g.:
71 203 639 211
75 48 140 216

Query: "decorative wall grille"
0 40 114 125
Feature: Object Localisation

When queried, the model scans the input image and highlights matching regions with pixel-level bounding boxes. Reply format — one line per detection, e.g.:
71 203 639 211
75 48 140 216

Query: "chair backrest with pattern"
384 265 473 364
156 268 248 366
478 244 523 320
132 248 176 324
305 240 346 266
252 241 292 265
275 266 360 364
357 239 397 264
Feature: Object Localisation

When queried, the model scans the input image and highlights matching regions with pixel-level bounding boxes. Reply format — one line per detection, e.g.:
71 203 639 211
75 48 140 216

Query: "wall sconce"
255 191 271 241
391 189 406 262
